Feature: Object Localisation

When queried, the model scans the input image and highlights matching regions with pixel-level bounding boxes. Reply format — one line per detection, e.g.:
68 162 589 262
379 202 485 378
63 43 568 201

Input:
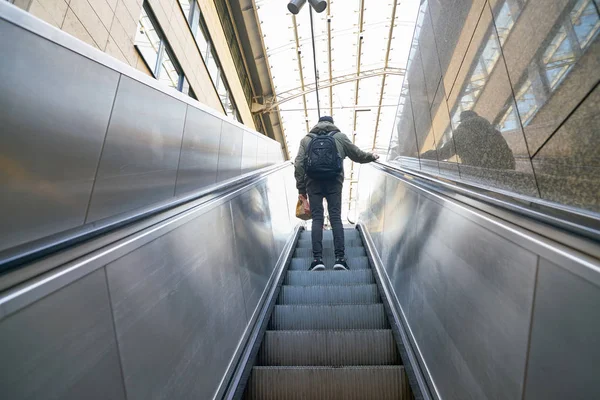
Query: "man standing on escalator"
294 116 379 272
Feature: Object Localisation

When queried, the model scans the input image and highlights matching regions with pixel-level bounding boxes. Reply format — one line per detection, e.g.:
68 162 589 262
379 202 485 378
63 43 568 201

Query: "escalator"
2 3 599 398
244 229 412 399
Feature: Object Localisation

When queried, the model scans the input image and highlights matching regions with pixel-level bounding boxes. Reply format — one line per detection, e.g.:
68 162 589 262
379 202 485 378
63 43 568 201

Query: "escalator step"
295 238 363 249
257 330 399 366
293 246 366 259
299 230 360 241
278 284 379 305
245 366 406 400
285 270 374 285
269 304 387 330
289 256 370 271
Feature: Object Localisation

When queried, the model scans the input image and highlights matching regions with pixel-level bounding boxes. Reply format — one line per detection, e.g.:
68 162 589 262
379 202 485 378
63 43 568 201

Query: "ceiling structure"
254 0 420 219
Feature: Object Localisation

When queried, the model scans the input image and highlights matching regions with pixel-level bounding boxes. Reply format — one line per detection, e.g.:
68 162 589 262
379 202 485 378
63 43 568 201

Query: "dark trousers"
307 180 345 259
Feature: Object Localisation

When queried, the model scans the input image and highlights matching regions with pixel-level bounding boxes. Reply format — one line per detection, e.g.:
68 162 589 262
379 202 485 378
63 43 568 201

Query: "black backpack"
304 131 343 180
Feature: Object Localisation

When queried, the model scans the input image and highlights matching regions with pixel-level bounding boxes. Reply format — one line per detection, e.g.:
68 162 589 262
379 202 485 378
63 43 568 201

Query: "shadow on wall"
422 111 515 170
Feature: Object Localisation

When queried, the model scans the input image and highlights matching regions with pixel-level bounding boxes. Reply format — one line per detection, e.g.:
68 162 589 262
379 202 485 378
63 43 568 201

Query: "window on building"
498 104 520 133
214 0 254 108
542 26 577 90
135 4 190 94
571 0 600 48
541 0 599 91
176 0 242 123
515 79 540 124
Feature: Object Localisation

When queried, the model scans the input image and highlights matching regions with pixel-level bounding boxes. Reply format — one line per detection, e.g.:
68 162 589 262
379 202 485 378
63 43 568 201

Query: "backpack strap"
328 131 340 137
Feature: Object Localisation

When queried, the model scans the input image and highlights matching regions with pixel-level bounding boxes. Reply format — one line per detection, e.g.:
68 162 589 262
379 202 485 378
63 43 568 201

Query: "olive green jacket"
294 121 377 195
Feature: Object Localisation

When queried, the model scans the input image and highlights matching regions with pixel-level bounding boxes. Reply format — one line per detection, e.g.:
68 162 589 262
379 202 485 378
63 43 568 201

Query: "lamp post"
287 0 328 119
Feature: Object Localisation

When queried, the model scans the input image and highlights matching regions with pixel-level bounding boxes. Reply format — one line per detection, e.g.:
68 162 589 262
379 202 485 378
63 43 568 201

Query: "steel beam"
258 67 404 113
372 0 399 151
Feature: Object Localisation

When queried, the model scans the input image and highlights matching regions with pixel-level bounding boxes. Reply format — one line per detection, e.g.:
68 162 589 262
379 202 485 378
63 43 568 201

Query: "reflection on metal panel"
257 137 270 169
87 76 186 222
0 19 119 252
380 176 420 287
410 192 536 399
524 258 600 399
0 166 297 400
358 165 600 400
241 131 259 174
231 184 275 319
217 122 244 182
105 204 248 400
0 269 126 400
268 141 283 164
175 107 222 195
0 9 286 254
267 173 294 260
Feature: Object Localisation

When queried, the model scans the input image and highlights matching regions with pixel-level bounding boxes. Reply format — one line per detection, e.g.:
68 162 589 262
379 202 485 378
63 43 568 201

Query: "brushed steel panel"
0 268 125 400
105 203 248 400
404 192 537 399
268 142 282 164
87 169 179 220
217 122 243 182
87 76 186 222
257 137 270 169
266 172 293 259
284 165 299 224
0 19 119 251
360 166 543 400
380 176 421 294
231 183 276 319
524 258 600 400
175 106 222 195
365 173 387 254
241 131 259 174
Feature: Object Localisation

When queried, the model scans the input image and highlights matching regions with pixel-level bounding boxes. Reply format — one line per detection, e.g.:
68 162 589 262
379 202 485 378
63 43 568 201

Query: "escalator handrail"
0 162 292 273
371 161 600 246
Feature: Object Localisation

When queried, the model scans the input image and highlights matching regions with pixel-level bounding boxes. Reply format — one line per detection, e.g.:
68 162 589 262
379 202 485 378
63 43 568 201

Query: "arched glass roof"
256 0 420 218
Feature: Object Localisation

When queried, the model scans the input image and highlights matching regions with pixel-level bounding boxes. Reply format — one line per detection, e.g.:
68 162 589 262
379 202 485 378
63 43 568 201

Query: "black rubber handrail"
0 162 292 273
371 161 600 243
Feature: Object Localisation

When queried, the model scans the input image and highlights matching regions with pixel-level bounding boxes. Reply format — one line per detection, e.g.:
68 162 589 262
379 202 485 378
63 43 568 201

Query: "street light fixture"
287 0 327 14
308 0 327 13
287 0 306 14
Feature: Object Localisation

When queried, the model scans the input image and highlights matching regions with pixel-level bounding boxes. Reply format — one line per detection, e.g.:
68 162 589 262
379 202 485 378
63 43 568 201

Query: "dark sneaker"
309 259 325 271
333 258 349 271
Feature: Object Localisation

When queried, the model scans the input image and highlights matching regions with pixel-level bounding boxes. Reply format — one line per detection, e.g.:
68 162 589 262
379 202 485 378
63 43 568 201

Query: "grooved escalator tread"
245 365 407 400
284 269 374 285
289 256 370 271
296 238 363 248
258 329 399 366
277 284 380 305
268 304 387 330
299 230 360 241
293 246 366 259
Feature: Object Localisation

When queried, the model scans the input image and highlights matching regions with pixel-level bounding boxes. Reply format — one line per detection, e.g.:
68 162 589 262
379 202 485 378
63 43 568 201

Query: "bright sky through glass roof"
256 0 420 220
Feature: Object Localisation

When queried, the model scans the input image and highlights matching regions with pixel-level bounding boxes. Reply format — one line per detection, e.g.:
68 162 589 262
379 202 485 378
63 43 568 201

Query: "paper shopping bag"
295 196 312 221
